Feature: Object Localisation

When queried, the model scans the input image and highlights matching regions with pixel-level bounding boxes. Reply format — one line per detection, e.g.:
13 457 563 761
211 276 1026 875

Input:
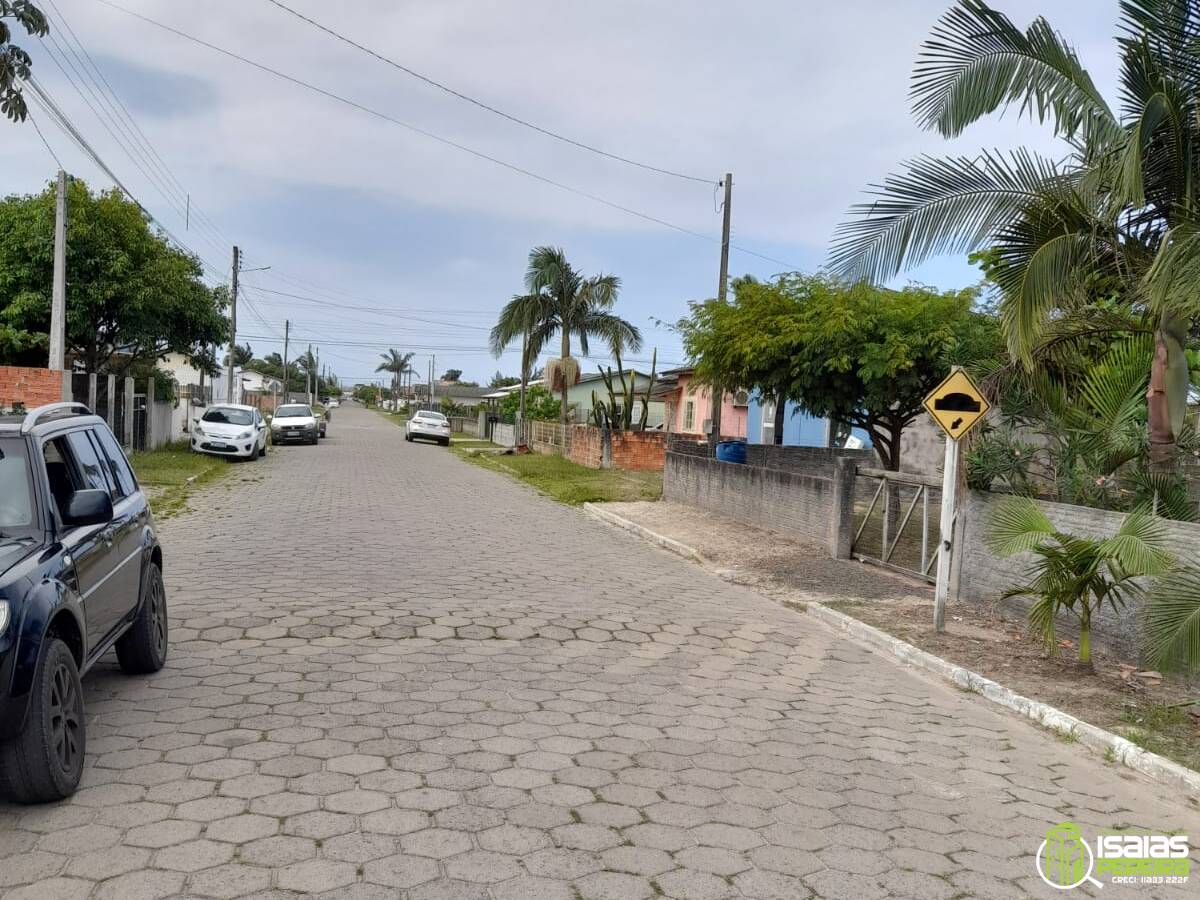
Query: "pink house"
655 368 748 439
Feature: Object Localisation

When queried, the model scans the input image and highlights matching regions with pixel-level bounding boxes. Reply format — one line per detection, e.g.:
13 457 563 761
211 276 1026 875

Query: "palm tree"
830 0 1199 473
376 349 414 410
491 247 642 428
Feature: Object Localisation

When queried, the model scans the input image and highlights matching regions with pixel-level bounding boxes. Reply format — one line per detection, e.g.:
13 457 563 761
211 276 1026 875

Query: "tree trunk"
559 331 570 430
773 390 785 446
1148 328 1174 472
1078 606 1093 669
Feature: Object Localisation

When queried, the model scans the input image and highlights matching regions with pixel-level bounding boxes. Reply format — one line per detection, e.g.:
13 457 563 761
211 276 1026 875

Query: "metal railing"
851 467 945 583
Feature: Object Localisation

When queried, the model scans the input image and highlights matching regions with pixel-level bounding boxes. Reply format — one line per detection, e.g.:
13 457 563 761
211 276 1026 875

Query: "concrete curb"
583 503 1200 803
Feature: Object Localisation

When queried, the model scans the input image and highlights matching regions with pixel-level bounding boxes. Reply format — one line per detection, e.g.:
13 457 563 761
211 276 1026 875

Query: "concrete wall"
663 451 837 547
0 366 65 411
952 490 1200 657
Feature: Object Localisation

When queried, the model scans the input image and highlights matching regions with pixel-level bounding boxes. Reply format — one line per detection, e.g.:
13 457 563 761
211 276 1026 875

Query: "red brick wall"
610 430 667 471
567 425 667 471
0 366 64 411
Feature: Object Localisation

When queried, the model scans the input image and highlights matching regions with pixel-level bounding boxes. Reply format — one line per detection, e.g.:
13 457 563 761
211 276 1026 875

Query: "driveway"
2 403 1196 899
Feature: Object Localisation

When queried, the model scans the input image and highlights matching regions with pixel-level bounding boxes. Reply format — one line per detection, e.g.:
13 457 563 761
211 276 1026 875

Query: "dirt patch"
598 501 1200 773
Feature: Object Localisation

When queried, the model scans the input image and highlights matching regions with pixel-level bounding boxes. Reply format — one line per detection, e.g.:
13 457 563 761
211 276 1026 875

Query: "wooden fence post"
123 377 135 449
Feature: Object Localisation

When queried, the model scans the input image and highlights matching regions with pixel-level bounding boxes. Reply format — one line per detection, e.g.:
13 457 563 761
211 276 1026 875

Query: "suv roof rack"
19 401 93 434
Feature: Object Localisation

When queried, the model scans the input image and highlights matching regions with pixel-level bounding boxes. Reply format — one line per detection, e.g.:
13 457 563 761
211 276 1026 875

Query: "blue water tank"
715 440 747 464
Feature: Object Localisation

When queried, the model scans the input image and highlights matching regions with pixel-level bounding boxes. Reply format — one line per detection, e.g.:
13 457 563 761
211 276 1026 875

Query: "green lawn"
129 440 237 519
457 448 662 505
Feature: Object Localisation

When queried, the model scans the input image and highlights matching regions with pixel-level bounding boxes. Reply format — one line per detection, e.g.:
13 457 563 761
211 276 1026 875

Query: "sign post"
922 366 990 631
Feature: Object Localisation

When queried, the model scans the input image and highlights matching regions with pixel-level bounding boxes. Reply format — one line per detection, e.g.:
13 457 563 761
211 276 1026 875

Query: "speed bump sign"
923 367 990 441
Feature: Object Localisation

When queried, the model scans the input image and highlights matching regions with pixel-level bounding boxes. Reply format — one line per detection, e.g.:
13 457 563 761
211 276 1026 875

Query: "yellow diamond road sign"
923 368 990 441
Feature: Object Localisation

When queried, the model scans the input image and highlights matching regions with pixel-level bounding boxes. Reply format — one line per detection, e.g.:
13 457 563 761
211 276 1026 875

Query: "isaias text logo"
1035 821 1191 890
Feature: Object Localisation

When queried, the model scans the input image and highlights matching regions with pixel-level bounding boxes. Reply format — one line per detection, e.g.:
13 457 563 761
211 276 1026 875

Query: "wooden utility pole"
518 322 529 427
49 169 68 371
306 343 313 405
708 173 733 449
226 246 240 403
281 320 290 404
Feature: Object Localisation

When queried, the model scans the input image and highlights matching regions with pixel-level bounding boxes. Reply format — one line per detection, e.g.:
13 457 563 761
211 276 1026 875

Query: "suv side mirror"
64 489 113 528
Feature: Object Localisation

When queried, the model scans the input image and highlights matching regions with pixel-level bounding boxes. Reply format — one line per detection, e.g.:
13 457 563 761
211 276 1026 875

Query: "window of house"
761 400 776 445
683 401 695 432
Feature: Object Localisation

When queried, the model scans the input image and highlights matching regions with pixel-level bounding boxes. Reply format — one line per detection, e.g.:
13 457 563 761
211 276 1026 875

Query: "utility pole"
314 347 321 401
430 357 436 406
306 343 313 405
518 322 529 427
708 173 733 449
281 320 290 405
49 169 68 371
226 246 240 403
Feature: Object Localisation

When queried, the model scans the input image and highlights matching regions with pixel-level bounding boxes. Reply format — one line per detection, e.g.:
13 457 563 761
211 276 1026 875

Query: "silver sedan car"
405 410 451 446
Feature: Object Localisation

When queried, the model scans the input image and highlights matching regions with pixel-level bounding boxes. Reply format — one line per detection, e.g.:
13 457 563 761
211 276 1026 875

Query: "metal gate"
850 467 944 583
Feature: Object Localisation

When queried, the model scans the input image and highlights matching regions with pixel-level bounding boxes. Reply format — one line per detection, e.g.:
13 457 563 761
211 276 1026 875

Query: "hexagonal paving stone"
276 858 359 893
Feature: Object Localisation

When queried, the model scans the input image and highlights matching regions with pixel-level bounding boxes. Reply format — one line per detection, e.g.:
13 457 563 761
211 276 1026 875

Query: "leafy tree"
441 368 462 382
831 0 1200 474
229 343 253 367
489 370 521 389
490 246 640 427
678 273 992 469
0 1 46 123
499 384 560 422
0 179 229 372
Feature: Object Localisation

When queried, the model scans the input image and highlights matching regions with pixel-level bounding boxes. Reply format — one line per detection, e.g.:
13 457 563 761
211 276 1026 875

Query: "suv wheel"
115 563 169 675
0 638 85 803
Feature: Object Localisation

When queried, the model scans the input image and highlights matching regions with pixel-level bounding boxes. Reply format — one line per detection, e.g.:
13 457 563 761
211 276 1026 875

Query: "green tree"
0 179 229 372
229 343 253 367
678 273 992 469
831 0 1200 474
499 384 560 422
988 497 1183 668
490 247 641 428
375 348 414 407
0 1 46 123
441 368 462 382
489 370 521 389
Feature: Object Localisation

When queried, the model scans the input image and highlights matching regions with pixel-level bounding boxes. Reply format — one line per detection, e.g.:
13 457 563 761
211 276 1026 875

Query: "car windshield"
418 413 446 422
202 407 254 426
0 439 35 535
276 406 312 418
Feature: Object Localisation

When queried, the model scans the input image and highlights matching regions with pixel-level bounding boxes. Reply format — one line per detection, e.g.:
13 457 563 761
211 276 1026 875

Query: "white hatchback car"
271 404 320 445
191 404 268 459
406 410 451 446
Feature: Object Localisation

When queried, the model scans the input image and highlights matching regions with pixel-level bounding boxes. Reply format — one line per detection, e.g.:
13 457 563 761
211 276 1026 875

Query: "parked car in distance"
271 404 319 445
190 404 268 459
0 403 168 802
326 399 340 409
406 410 451 446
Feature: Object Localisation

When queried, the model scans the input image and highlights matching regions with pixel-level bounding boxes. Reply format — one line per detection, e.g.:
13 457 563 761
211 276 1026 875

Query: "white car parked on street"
271 404 320 445
191 404 268 459
406 410 451 446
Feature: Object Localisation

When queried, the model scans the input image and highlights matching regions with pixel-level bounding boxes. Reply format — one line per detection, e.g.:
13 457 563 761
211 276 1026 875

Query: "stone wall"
951 490 1200 657
663 451 837 548
0 366 64 411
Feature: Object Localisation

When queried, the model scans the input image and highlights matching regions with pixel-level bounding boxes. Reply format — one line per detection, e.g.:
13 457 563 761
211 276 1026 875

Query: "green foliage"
489 371 520 389
676 273 994 469
491 247 640 424
0 179 229 371
354 384 379 405
441 368 462 382
590 349 657 431
832 0 1200 471
0 1 47 123
1142 568 1200 673
988 498 1176 666
498 384 559 422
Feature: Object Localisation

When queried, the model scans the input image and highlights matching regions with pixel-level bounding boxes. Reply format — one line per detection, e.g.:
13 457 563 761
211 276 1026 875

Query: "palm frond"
912 0 1119 145
986 496 1058 556
1099 507 1175 575
829 149 1064 283
1141 566 1200 671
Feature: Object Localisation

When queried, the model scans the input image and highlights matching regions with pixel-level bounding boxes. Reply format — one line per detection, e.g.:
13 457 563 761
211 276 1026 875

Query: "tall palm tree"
376 348 414 409
491 247 642 427
830 0 1199 473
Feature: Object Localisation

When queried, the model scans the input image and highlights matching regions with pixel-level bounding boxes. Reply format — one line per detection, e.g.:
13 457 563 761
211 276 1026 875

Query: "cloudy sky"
1 0 1121 384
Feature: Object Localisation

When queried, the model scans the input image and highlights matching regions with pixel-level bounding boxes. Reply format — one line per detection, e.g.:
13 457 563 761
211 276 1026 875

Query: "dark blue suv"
0 403 167 803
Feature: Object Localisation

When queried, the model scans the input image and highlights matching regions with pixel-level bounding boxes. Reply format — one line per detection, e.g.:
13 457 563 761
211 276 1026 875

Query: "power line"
97 0 802 271
262 0 714 186
40 0 235 256
26 77 229 285
25 106 63 168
